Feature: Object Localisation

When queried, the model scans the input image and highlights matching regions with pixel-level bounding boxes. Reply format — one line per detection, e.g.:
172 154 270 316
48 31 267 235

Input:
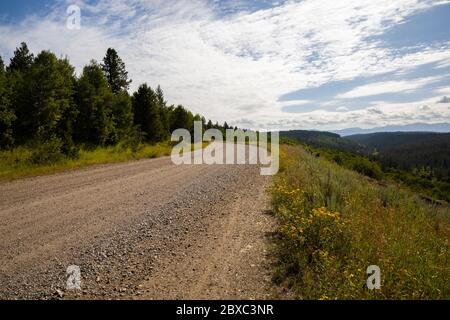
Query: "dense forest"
348 132 450 202
0 42 233 162
347 132 450 178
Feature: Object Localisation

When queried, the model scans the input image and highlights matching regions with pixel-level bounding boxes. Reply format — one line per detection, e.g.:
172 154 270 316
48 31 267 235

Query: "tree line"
0 42 235 157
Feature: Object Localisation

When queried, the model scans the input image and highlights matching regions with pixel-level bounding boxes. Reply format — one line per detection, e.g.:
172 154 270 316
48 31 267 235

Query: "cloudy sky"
1 0 450 130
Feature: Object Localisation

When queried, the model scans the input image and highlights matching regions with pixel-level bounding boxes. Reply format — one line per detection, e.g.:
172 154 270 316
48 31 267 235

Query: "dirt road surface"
0 146 277 299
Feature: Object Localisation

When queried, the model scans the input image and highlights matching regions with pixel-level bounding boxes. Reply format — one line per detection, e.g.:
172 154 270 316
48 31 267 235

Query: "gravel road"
0 146 276 299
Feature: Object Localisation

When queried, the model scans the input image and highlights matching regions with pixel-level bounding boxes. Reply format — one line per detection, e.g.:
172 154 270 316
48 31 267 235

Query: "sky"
0 0 450 131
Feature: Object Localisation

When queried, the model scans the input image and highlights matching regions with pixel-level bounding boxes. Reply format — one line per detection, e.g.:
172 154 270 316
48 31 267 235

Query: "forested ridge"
0 42 234 161
347 132 450 178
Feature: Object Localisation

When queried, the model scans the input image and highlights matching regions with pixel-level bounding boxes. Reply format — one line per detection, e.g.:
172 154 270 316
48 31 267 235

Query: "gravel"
0 148 276 300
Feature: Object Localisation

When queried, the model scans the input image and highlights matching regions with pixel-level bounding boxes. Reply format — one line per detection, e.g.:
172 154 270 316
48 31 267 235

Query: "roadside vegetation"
0 142 173 181
270 144 449 299
0 139 211 181
305 146 383 180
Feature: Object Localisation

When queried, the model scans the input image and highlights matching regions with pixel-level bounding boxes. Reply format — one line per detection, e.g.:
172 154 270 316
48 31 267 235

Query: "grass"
270 144 450 300
0 141 207 181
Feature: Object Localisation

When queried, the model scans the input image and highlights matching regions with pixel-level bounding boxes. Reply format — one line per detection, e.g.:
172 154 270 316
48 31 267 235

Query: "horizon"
1 0 450 131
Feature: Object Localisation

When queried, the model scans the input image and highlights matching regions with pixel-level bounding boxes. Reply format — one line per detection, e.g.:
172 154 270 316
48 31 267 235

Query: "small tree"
132 84 164 142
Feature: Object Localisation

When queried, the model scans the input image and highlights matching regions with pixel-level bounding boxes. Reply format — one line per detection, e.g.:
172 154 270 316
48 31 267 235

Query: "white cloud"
240 98 450 131
0 0 449 130
435 87 450 96
436 58 450 69
281 100 312 107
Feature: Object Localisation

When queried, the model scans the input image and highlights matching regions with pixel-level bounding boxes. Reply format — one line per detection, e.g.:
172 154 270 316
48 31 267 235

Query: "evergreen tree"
34 52 76 146
112 91 133 140
75 61 115 146
102 48 131 93
170 105 192 132
156 85 165 106
7 42 34 72
14 51 77 152
155 85 170 139
6 43 35 144
0 56 16 148
159 107 171 139
192 114 204 136
132 84 164 142
201 116 206 131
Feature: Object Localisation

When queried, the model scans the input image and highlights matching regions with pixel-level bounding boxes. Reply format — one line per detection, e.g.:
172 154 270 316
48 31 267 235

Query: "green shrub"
117 126 145 153
350 158 383 179
29 137 65 165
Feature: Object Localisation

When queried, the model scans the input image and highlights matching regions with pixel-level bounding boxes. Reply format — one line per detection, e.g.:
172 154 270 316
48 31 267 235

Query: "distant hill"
333 123 450 136
279 130 364 152
346 132 446 151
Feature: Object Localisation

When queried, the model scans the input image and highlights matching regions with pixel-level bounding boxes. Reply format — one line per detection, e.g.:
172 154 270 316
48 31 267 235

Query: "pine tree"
7 42 34 72
192 114 204 136
10 50 77 149
112 91 133 140
0 56 16 148
6 43 35 144
75 61 115 146
25 51 78 152
132 84 164 142
170 105 192 132
156 85 165 106
201 116 206 131
155 85 170 139
102 48 131 93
